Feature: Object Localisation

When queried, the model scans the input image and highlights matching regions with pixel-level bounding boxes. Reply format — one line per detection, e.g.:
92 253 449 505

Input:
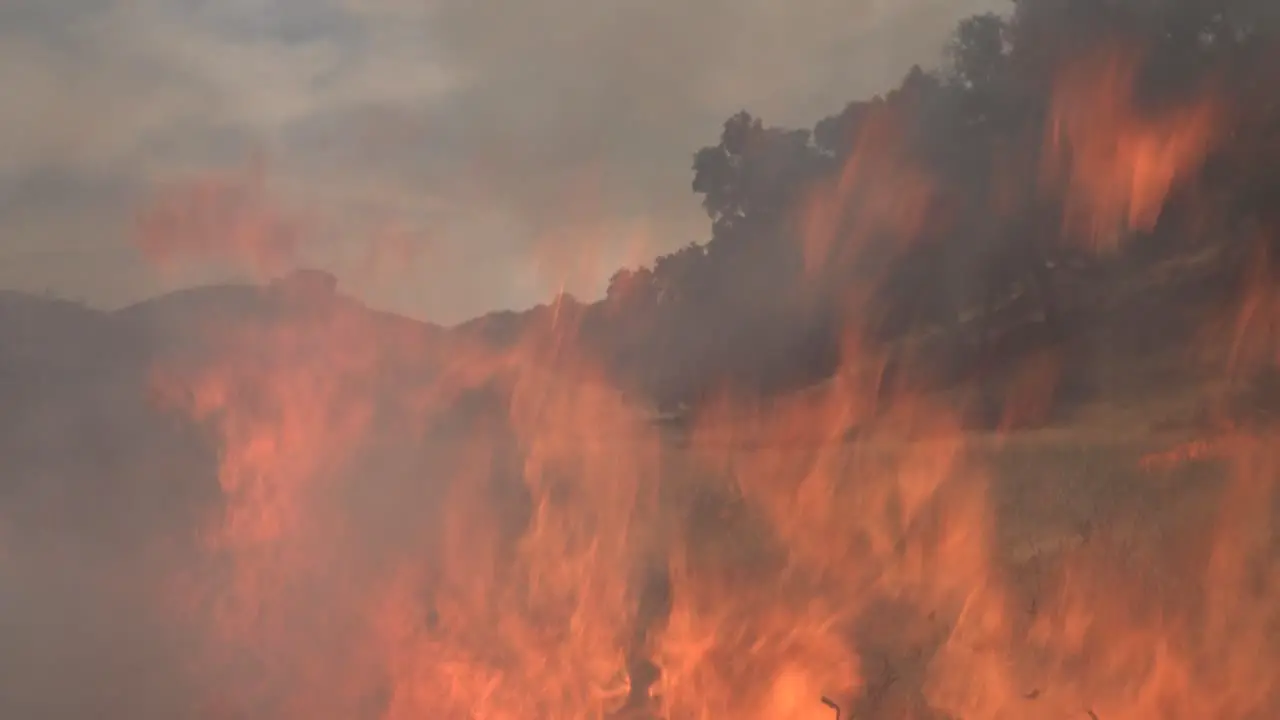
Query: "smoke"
5 2 1280 717
0 3 1008 716
0 0 1002 322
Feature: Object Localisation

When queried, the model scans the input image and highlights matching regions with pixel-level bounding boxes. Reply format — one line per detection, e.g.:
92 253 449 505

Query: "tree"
692 111 823 243
946 13 1011 92
594 0 1280 414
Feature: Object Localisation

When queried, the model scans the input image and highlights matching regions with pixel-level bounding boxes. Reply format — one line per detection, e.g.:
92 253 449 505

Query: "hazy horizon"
1 0 1002 325
7 2 1280 716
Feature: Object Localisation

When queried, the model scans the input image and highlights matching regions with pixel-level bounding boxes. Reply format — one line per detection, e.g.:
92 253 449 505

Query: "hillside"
4 0 1280 712
0 240 1270 717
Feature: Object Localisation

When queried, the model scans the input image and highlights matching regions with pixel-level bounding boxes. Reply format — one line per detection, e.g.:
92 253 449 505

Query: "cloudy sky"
0 0 1001 324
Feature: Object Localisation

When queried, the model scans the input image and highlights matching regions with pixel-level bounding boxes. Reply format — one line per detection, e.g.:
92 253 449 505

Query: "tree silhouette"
579 0 1280 418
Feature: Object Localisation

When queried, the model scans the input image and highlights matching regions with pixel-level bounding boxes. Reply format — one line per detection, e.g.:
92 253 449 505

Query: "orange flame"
1045 47 1218 253
800 105 936 278
133 43 1280 719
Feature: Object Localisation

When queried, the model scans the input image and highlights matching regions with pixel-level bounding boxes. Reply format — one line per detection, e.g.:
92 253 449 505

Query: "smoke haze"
0 0 998 322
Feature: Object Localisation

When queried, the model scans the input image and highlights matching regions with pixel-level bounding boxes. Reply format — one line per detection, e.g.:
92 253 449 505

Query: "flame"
648 353 1009 718
800 106 935 278
377 328 660 719
130 43 1280 720
1044 47 1218 253
152 295 432 717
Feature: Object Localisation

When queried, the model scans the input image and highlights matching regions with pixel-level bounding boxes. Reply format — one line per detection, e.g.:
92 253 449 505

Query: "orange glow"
1044 47 1218 253
998 348 1063 432
1224 237 1280 384
148 223 1280 719
131 44 1280 720
799 105 936 278
151 293 433 717
376 325 661 719
137 158 301 278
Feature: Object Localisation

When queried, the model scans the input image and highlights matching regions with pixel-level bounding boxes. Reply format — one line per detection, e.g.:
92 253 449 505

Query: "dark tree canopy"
575 0 1280 416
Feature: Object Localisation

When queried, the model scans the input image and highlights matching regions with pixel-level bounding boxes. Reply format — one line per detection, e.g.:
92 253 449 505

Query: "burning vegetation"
8 0 1280 718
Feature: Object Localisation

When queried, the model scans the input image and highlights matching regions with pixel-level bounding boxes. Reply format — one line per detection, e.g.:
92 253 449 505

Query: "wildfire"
1044 46 1219 254
120 42 1280 720
799 104 935 278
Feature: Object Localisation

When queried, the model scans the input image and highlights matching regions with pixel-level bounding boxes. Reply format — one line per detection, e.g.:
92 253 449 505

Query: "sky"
0 0 1003 324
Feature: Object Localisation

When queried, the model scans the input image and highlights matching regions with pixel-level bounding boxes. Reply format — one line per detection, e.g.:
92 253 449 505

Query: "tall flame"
1044 47 1218 253
130 44 1280 720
